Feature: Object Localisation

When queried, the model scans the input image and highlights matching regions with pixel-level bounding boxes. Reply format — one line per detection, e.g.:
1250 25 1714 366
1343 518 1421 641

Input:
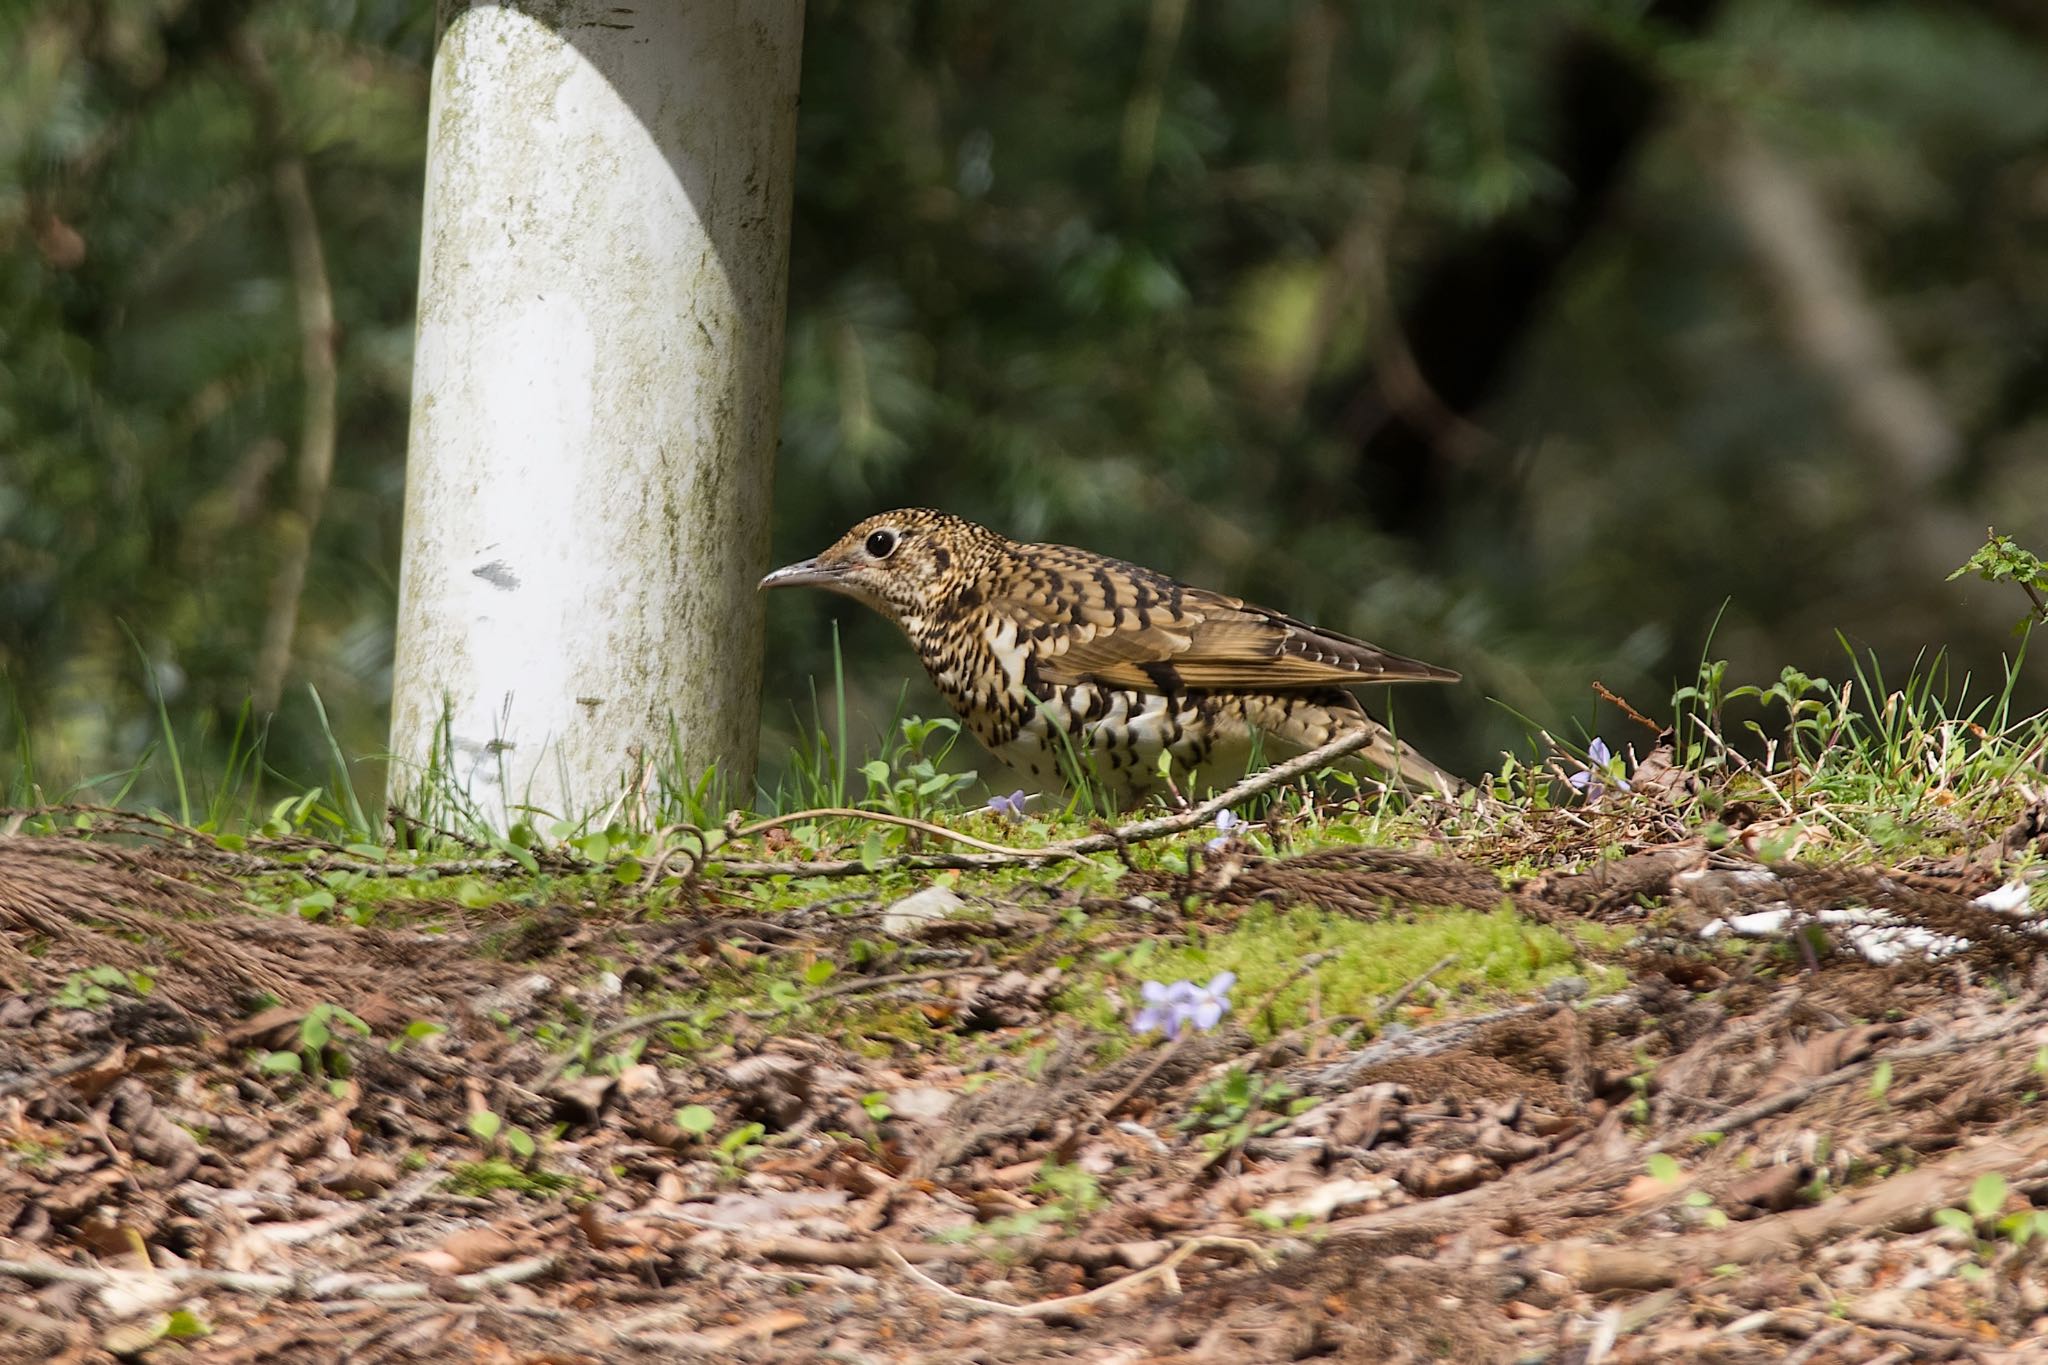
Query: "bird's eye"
865 529 899 560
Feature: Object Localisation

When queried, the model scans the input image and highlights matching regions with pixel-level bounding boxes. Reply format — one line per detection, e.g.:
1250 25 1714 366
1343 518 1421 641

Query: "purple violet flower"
985 789 1033 821
1133 979 1195 1037
1132 972 1236 1038
1569 738 1630 802
1184 972 1236 1031
1206 808 1245 852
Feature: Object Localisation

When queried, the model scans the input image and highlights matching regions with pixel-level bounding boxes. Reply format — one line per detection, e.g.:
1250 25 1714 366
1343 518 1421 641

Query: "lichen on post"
389 1 804 825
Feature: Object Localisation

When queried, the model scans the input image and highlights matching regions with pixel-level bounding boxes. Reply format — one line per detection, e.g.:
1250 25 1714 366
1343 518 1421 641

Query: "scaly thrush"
761 510 1462 802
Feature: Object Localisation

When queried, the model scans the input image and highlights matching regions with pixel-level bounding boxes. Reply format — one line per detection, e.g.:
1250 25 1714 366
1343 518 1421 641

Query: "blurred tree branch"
1716 123 1990 611
1716 127 1962 491
234 27 338 714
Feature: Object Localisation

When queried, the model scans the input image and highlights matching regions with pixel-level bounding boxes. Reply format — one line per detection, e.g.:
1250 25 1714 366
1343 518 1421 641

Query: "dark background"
3 0 2045 806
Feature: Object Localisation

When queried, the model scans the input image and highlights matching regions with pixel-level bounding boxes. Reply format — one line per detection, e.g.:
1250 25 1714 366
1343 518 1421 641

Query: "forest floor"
5 767 2048 1364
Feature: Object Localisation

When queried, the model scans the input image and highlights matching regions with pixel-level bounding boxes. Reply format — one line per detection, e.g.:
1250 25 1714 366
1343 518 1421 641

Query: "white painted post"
389 2 803 826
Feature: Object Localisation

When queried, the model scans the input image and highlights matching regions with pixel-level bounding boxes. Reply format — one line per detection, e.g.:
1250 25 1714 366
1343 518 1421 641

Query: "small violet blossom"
1569 738 1631 803
985 789 1034 821
1132 972 1236 1038
1206 808 1246 851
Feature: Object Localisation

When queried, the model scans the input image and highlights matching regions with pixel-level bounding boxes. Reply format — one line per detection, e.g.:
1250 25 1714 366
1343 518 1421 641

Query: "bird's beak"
758 557 839 591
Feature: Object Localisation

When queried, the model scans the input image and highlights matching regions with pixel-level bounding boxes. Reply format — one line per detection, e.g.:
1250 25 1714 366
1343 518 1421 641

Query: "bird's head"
759 509 1002 624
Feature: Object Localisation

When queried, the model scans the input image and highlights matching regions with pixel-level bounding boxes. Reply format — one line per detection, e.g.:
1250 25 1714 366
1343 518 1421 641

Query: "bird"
759 509 1463 804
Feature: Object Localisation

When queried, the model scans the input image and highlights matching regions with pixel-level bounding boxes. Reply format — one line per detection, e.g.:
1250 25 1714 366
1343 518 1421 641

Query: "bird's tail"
1345 716 1467 799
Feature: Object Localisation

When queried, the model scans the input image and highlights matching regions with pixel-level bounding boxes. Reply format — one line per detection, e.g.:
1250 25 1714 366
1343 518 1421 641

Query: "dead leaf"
1762 1024 1890 1090
698 1310 807 1348
441 1227 520 1272
726 1053 814 1129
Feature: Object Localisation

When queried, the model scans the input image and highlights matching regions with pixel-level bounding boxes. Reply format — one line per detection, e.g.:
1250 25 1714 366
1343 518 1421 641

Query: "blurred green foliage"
3 0 2046 806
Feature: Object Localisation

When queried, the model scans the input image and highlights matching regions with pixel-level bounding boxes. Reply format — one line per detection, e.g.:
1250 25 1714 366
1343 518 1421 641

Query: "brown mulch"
2 828 2047 1362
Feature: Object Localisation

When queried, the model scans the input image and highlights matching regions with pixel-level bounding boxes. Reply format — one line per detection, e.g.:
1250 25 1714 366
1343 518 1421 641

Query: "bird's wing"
991 545 1459 693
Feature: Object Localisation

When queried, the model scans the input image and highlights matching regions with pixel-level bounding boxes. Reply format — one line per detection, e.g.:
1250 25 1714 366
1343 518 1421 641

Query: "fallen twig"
1307 992 1637 1094
1644 1009 2037 1154
1378 952 1456 1021
0 1253 556 1303
257 1165 445 1247
729 807 1050 857
709 728 1391 879
1546 1122 2048 1291
881 1235 1272 1318
535 966 1004 1089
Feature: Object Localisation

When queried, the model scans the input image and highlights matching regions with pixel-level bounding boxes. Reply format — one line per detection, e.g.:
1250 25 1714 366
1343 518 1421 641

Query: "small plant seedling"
713 1122 768 1178
1951 530 2048 632
388 1018 447 1054
939 1158 1108 1243
858 716 977 823
1683 1189 1729 1229
466 1109 541 1161
258 1003 371 1095
1179 1067 1316 1155
54 966 154 1010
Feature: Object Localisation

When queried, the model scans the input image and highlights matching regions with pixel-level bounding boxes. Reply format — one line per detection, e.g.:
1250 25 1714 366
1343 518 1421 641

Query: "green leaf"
164 1309 211 1340
467 1111 504 1142
259 1051 302 1074
1968 1172 2008 1221
506 1127 536 1159
859 831 886 871
1933 1206 1977 1234
1645 1153 1682 1185
803 960 837 986
675 1104 717 1135
1868 1058 1892 1102
613 856 644 884
718 1122 766 1156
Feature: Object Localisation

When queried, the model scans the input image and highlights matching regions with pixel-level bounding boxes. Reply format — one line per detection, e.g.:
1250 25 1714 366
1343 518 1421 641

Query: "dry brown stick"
729 806 1047 856
1642 1012 2037 1154
1097 1036 1191 1123
258 1165 445 1247
1378 952 1457 1021
13 729 1389 886
534 966 1004 1089
1544 1122 2048 1292
739 1234 968 1268
710 727 1389 879
21 806 558 879
881 1235 1272 1318
0 1254 555 1302
1591 680 1663 737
